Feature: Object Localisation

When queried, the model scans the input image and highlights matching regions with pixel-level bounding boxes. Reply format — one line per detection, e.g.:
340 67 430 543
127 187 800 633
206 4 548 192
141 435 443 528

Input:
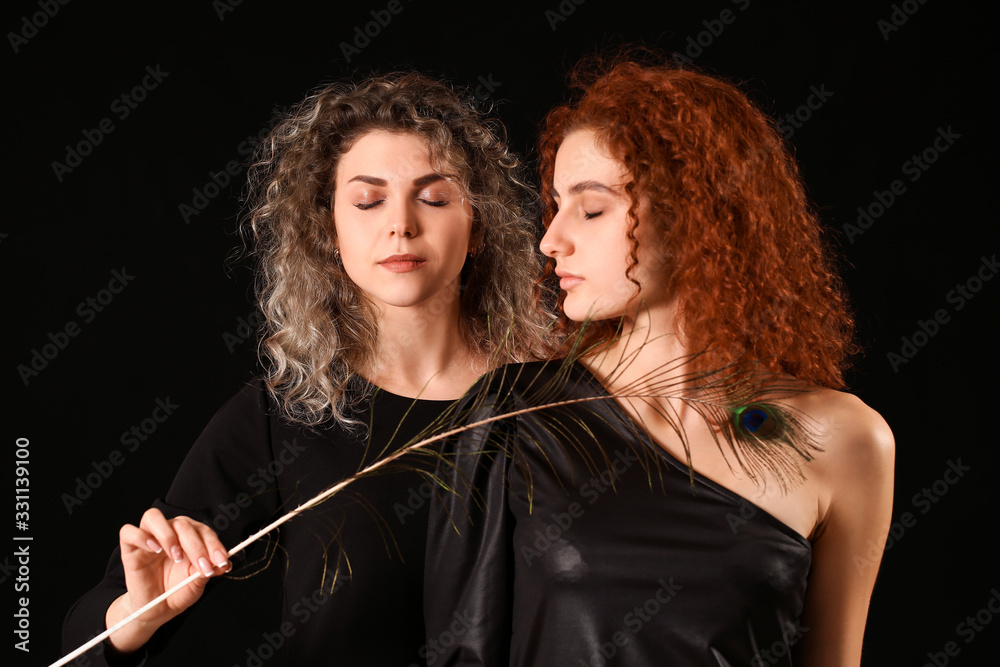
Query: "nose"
539 209 570 258
389 200 418 238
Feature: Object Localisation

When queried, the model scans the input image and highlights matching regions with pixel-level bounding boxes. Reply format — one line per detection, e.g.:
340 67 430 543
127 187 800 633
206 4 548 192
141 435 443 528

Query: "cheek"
603 235 636 282
634 239 670 289
588 240 641 309
337 252 366 287
608 265 640 305
436 216 474 260
333 210 372 254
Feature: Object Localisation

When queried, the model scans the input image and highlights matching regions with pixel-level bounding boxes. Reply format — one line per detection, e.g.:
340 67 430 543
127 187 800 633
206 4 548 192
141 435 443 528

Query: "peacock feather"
52 323 820 667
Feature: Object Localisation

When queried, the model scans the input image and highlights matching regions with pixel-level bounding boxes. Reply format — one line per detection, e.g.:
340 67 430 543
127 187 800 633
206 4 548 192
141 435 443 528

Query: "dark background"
6 0 996 665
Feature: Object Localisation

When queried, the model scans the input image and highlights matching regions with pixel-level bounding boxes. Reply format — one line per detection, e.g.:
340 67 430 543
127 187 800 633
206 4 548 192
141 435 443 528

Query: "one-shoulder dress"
425 360 812 666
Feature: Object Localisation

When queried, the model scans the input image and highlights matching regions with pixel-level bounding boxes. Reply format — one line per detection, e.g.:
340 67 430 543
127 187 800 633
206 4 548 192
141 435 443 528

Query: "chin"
563 296 627 324
562 299 600 324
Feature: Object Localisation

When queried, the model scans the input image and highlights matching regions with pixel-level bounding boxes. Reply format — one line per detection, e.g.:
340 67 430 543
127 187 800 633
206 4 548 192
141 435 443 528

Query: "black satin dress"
425 361 812 666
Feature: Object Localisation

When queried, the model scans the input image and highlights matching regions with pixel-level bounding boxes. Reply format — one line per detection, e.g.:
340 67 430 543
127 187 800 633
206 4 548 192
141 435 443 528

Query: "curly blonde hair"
246 72 552 425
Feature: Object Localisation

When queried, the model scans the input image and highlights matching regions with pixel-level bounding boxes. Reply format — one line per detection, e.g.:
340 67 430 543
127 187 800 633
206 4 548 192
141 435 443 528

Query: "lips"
379 253 427 273
555 268 583 290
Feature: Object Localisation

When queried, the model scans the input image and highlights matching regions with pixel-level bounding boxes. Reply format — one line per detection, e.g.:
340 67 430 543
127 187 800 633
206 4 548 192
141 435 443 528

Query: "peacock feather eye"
734 404 778 438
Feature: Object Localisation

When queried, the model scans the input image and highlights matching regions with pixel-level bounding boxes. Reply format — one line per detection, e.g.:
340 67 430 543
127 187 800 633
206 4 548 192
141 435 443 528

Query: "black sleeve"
61 381 281 667
423 377 516 667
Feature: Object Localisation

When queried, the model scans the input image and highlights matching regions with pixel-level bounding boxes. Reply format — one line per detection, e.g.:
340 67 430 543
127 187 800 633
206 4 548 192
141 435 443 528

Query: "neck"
367 282 484 400
583 300 692 396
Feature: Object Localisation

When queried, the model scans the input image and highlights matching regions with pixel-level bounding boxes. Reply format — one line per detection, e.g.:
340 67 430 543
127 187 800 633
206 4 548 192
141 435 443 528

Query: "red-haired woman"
426 60 894 666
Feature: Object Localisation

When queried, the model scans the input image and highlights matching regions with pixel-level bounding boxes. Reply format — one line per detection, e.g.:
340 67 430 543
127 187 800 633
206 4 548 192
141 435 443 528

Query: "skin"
541 128 895 666
106 130 485 654
332 130 482 398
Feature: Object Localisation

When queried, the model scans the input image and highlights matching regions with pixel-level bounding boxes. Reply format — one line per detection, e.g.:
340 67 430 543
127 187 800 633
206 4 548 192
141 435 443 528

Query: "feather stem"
52 351 814 666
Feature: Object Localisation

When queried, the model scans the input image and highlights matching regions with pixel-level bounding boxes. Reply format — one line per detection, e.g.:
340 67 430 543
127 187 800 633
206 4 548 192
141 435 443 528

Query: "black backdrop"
6 1 997 665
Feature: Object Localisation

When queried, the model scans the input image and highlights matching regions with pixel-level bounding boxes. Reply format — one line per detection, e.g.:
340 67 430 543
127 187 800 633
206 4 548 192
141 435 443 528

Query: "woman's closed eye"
584 210 603 220
354 195 452 210
418 188 455 207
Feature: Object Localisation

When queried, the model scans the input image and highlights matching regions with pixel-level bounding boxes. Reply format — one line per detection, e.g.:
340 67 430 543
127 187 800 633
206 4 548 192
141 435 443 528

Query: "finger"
119 523 164 556
139 508 185 564
193 522 231 570
171 517 217 578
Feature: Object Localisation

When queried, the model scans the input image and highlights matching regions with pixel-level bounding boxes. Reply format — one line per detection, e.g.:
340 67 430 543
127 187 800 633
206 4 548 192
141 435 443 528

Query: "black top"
425 361 812 666
63 379 449 666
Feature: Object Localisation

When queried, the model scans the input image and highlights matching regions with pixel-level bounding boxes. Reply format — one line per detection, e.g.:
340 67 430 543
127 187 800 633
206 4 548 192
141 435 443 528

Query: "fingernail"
146 539 163 553
171 546 183 562
198 557 213 577
212 550 229 568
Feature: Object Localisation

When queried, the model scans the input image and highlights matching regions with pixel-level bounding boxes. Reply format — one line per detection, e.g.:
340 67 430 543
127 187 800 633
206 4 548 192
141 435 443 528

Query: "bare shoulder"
785 387 895 509
792 388 894 460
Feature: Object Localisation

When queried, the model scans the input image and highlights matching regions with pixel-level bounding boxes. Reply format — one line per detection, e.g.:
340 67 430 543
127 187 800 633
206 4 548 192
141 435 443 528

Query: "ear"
468 215 486 254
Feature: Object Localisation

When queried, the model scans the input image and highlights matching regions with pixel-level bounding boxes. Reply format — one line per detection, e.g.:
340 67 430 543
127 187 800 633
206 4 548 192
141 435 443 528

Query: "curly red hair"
539 59 856 389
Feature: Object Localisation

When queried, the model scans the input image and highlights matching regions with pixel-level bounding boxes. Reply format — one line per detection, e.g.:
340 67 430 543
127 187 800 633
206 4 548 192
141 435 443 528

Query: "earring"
468 246 480 258
334 248 342 264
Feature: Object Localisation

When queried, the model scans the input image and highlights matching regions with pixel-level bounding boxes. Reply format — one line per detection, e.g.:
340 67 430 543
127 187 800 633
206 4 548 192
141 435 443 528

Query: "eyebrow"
414 173 446 187
552 180 618 198
346 173 447 187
